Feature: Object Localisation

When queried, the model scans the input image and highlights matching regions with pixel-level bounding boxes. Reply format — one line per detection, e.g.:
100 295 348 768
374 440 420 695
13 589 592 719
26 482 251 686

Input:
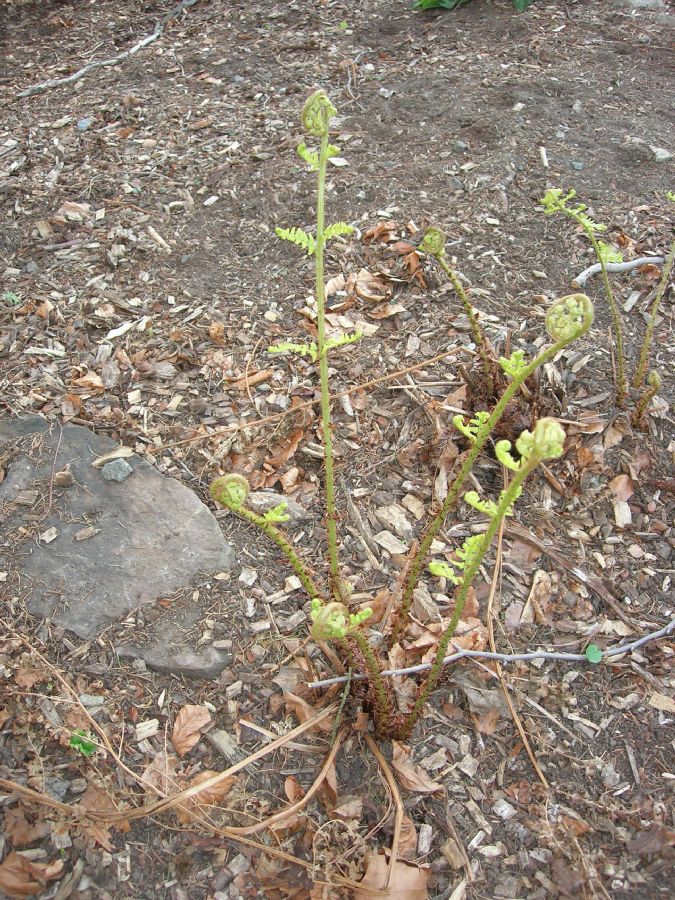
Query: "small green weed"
69 729 96 758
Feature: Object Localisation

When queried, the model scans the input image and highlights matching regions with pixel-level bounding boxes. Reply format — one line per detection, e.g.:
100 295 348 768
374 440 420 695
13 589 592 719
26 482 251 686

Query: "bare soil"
0 1 673 898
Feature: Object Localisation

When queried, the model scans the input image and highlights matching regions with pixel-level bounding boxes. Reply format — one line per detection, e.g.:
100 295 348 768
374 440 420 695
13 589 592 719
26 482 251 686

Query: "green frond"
453 410 490 444
597 241 623 264
275 226 316 256
418 227 446 257
263 503 290 524
499 349 529 379
495 440 521 471
464 490 499 518
326 143 342 159
323 330 362 356
324 221 354 242
545 293 594 343
268 341 319 362
428 559 461 584
211 474 250 511
297 142 319 170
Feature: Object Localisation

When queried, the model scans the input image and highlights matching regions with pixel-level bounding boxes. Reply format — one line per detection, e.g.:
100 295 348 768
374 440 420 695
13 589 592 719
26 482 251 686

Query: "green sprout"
585 644 603 664
69 730 96 758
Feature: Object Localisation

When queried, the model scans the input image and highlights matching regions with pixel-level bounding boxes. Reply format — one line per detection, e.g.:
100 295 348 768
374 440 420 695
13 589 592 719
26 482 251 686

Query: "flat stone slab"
0 416 235 677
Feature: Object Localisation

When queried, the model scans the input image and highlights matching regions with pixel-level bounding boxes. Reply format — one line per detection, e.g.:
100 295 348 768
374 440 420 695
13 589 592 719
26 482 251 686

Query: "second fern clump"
211 91 595 739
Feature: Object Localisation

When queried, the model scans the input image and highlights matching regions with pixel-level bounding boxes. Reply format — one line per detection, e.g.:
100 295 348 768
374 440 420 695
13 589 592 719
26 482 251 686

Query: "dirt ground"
1 0 674 898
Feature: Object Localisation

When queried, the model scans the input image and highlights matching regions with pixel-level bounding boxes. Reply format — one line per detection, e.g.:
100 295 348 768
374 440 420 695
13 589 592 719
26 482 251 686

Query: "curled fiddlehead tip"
418 227 446 257
302 90 337 137
545 293 594 343
210 474 250 511
647 370 661 390
310 599 349 640
517 418 566 462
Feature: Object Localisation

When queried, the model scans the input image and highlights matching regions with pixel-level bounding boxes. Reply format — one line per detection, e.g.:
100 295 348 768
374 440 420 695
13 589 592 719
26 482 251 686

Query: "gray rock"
0 417 235 678
101 458 133 482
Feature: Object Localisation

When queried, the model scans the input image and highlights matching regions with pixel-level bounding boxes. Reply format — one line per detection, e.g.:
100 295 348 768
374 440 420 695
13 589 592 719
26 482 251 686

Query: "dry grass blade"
226 727 346 835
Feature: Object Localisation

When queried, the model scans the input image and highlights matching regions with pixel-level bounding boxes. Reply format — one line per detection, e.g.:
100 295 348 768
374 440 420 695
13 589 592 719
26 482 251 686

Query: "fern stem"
433 254 495 396
584 229 627 407
237 507 321 600
315 131 342 600
403 455 538 732
633 238 675 390
347 630 392 730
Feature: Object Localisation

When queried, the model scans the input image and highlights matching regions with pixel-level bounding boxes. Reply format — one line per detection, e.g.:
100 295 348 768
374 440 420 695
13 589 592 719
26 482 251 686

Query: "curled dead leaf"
175 770 237 824
391 742 444 794
0 853 63 898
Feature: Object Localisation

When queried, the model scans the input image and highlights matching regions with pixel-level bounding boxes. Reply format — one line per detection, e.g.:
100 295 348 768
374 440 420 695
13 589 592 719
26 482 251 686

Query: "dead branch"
17 0 201 99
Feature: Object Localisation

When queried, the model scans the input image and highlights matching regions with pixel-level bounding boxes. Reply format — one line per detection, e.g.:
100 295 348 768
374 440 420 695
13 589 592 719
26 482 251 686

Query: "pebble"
101 459 133 482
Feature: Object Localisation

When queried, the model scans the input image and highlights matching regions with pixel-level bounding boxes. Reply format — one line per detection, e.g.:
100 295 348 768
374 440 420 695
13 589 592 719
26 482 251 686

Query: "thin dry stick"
486 518 549 791
150 346 463 454
363 732 403 891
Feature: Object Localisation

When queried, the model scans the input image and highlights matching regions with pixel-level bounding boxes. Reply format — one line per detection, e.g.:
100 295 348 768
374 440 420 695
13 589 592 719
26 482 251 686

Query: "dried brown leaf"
391 742 443 794
354 850 429 899
0 853 63 898
283 692 332 732
175 770 237 824
172 704 212 757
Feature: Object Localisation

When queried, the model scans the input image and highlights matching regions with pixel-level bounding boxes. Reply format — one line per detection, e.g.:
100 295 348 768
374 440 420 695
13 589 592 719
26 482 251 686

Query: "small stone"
572 161 584 171
453 139 469 152
101 459 133 482
492 798 517 820
446 175 464 192
572 100 583 114
650 146 672 162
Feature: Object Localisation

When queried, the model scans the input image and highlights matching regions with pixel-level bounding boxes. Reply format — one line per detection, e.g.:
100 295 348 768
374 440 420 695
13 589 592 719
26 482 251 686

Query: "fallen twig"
307 617 675 689
572 255 665 289
18 0 201 98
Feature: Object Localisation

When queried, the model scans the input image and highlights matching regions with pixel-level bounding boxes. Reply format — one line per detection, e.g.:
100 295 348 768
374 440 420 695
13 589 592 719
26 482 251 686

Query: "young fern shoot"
271 91 360 602
418 227 497 396
540 188 627 407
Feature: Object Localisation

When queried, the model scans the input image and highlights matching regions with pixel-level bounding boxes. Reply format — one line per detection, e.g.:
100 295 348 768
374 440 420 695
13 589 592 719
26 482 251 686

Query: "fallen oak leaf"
391 742 444 794
172 704 212 757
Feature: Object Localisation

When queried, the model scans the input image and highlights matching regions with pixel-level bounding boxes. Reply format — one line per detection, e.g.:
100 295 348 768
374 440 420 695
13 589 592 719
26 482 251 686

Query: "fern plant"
210 92 593 739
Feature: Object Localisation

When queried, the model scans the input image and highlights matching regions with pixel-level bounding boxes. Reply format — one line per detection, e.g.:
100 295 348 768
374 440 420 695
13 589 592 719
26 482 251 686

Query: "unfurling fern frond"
275 226 316 256
324 222 354 243
297 142 319 170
